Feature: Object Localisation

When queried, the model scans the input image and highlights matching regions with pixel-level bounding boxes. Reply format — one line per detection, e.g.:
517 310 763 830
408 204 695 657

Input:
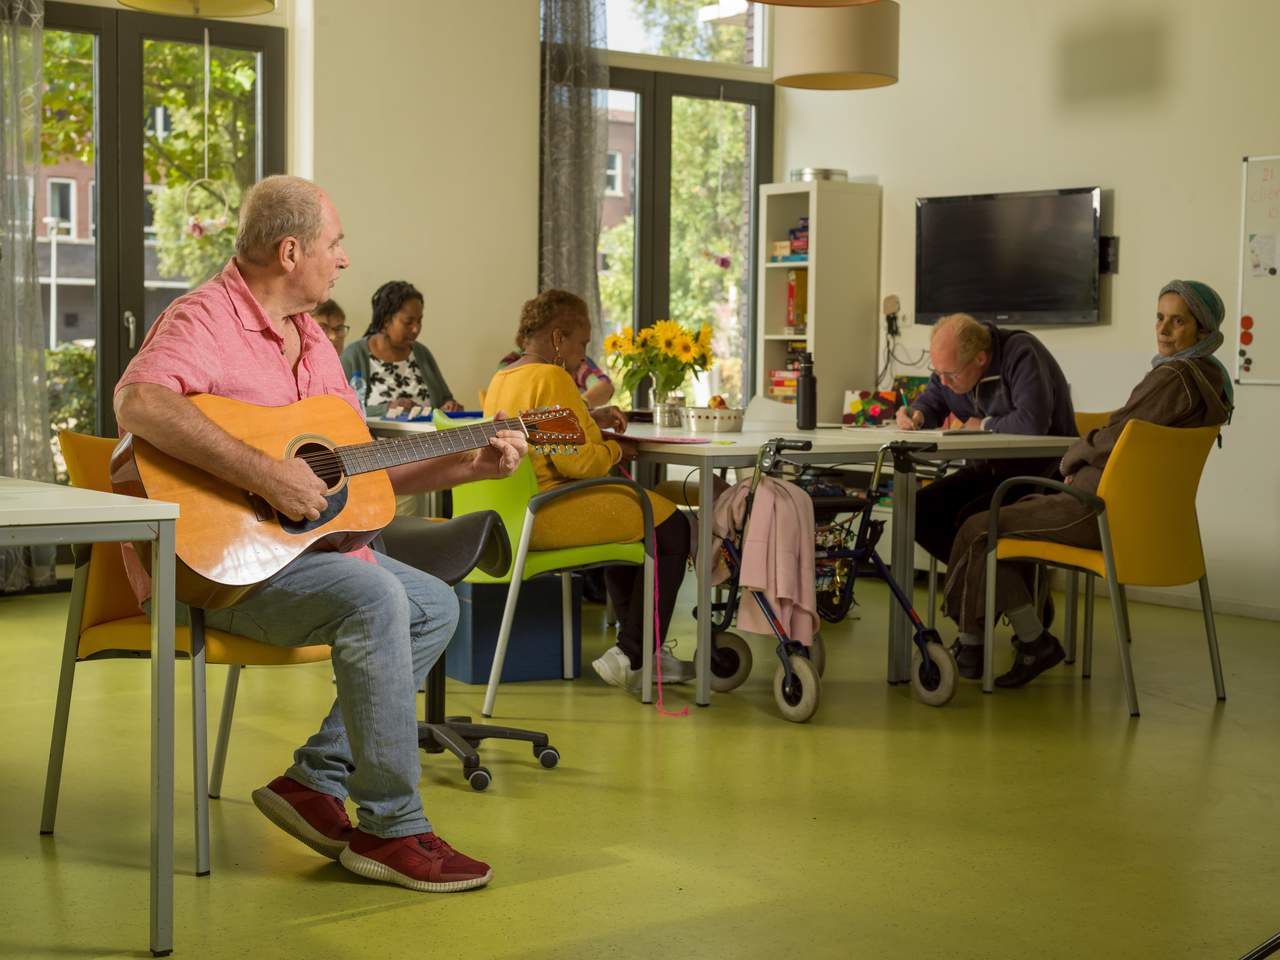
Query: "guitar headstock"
520 406 587 455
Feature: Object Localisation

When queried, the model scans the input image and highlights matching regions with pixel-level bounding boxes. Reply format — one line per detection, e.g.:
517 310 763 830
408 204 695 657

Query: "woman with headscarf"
941 279 1235 687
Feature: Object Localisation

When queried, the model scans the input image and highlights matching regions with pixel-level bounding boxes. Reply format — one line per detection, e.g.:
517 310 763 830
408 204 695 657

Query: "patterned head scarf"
1155 279 1233 411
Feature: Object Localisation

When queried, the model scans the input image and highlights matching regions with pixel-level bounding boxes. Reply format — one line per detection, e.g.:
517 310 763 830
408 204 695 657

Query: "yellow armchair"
982 420 1225 716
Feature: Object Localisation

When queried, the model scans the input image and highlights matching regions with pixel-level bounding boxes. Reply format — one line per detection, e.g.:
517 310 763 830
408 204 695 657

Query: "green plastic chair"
438 410 656 716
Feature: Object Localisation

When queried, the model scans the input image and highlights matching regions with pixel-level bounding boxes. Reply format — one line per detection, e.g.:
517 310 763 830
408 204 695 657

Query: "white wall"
310 0 540 409
776 0 1279 617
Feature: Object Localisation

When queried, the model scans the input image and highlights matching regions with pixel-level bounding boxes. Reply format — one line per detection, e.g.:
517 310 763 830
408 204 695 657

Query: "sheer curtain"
0 0 56 593
539 0 608 350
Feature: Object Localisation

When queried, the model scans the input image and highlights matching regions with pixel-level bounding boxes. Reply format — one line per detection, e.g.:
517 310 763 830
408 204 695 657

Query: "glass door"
41 7 113 479
117 13 286 386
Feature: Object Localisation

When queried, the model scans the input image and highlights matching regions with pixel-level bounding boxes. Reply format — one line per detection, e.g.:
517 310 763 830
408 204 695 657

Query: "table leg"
695 464 713 706
889 466 917 683
150 522 176 957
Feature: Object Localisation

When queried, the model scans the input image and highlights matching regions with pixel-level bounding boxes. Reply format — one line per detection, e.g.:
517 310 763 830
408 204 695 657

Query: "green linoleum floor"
1 581 1277 960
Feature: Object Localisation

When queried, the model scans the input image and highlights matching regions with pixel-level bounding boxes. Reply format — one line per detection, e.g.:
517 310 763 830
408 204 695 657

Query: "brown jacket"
1060 357 1231 494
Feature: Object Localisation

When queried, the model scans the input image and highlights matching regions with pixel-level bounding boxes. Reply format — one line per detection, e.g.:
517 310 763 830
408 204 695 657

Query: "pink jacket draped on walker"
707 476 819 647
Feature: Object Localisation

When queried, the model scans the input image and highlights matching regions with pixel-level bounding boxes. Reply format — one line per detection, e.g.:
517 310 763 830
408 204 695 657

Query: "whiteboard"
1236 155 1280 384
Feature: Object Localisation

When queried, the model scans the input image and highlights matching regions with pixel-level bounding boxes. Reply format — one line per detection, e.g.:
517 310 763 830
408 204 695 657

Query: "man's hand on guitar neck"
469 411 527 479
261 457 329 522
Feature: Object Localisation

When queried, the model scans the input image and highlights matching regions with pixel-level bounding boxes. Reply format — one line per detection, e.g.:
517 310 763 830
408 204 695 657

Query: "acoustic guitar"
111 393 584 609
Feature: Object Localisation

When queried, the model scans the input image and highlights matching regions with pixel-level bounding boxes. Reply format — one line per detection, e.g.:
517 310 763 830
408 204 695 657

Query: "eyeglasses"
322 324 350 335
929 358 974 380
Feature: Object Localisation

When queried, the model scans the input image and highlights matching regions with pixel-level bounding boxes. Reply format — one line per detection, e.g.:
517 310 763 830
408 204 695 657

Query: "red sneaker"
251 775 355 860
339 830 492 892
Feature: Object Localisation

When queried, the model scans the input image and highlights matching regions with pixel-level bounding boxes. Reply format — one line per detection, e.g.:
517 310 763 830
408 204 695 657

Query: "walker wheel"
805 632 827 677
536 746 560 769
772 654 820 723
467 767 492 791
709 632 753 693
911 640 957 707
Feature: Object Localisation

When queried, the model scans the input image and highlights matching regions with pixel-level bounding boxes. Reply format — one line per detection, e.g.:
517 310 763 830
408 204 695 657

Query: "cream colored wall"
776 0 1279 617
310 0 540 409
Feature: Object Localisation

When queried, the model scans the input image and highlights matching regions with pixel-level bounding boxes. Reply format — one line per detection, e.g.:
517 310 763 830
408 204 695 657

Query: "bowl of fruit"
683 395 744 433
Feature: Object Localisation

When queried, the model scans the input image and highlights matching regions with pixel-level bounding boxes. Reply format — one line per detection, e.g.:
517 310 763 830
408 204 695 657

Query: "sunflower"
697 324 713 349
674 334 696 363
602 333 623 355
616 335 640 356
637 326 655 346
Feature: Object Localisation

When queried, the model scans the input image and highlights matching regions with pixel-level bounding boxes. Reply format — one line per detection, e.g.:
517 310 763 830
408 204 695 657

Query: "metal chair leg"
41 562 89 836
561 573 574 680
927 557 938 629
1199 575 1227 701
1082 575 1095 679
1064 572 1079 664
189 609 211 877
639 549 656 704
982 550 998 694
1097 516 1139 717
209 664 241 799
482 509 535 718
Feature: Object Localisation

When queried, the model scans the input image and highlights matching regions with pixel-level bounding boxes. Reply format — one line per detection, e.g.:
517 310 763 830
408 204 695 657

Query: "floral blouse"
367 356 432 410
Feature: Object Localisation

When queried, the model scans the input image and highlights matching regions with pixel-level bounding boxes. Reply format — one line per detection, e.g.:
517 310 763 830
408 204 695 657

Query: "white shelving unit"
756 180 882 424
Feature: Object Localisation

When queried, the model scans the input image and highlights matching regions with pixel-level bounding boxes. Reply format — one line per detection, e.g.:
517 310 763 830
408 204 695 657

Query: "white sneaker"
592 645 637 689
656 640 695 684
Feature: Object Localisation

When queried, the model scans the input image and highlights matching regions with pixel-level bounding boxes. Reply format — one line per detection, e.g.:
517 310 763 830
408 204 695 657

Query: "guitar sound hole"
295 441 345 491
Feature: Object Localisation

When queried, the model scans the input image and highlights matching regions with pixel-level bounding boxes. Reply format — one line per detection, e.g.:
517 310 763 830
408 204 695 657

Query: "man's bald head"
235 175 326 267
930 313 992 394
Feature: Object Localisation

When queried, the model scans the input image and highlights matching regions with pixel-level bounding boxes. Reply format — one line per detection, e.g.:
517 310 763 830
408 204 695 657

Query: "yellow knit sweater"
483 363 676 550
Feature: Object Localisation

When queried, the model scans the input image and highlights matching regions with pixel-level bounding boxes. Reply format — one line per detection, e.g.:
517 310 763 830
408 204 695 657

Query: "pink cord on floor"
618 463 687 717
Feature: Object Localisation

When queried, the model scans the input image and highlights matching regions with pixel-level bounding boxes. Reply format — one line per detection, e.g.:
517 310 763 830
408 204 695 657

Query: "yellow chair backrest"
1094 420 1217 587
1074 410 1111 436
58 431 145 633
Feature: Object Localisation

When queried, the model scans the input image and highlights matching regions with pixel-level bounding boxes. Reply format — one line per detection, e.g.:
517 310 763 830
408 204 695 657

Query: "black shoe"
948 640 983 680
995 632 1066 688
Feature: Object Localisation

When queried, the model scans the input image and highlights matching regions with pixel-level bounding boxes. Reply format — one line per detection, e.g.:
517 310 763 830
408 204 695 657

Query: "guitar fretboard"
335 417 526 476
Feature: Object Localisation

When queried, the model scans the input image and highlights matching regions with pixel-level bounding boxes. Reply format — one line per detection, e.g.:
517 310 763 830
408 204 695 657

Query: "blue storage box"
446 575 582 684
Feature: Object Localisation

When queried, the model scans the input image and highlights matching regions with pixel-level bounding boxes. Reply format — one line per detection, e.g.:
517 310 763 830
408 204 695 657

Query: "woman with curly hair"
341 280 462 416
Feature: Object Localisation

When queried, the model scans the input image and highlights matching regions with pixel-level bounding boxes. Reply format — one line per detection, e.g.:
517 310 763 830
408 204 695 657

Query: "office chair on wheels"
377 513 560 792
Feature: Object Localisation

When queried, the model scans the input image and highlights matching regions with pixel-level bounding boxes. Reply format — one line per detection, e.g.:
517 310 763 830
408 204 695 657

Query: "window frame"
604 149 623 197
46 176 77 238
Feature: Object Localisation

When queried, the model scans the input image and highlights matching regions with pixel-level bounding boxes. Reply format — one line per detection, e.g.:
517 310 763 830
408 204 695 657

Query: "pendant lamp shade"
118 0 275 16
773 1 899 90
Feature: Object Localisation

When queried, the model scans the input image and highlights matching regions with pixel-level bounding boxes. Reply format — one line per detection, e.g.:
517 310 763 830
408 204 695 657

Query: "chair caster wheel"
446 715 472 724
467 767 492 791
536 746 560 768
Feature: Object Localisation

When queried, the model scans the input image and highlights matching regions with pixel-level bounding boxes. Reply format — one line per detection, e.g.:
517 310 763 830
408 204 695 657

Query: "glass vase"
654 387 684 428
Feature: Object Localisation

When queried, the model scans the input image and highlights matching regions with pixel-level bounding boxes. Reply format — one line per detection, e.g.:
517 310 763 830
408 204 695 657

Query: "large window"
604 0 765 68
41 1 285 460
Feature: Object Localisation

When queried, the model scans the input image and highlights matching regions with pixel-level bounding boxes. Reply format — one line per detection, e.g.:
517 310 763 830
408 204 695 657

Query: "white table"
0 477 179 957
625 424 1077 704
365 417 442 516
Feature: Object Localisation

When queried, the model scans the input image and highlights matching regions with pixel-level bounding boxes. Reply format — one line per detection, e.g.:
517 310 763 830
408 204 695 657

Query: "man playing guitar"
114 175 526 893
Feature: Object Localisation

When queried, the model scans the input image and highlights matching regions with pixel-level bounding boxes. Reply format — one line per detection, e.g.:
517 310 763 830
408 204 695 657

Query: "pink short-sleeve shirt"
115 258 376 604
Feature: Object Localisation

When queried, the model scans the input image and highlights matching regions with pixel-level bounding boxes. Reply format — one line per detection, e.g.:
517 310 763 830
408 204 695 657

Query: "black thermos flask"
796 351 816 430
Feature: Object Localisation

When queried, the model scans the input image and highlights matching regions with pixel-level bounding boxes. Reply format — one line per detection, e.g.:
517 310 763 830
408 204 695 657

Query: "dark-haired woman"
341 280 462 416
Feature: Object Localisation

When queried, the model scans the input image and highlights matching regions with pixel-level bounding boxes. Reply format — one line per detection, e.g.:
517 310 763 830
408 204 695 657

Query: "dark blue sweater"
911 324 1075 436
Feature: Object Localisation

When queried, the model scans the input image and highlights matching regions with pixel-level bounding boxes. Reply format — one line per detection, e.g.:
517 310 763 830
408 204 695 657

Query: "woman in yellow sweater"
484 290 693 690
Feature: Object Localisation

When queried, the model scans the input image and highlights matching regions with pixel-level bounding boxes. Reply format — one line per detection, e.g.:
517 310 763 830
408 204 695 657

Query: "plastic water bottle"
349 371 368 418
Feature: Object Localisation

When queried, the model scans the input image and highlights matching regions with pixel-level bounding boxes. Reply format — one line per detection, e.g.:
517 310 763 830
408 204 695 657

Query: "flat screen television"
915 186 1101 326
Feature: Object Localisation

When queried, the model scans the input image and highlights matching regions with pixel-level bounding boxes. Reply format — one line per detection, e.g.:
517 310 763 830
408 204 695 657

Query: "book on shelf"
768 384 797 398
786 269 808 329
770 378 798 388
768 367 799 379
769 254 809 263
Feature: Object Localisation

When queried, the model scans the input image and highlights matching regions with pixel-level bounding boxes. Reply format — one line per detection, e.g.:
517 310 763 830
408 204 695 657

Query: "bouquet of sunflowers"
602 320 715 406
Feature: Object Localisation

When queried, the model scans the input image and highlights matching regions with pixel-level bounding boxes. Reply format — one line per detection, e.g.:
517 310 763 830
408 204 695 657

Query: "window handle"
124 309 138 350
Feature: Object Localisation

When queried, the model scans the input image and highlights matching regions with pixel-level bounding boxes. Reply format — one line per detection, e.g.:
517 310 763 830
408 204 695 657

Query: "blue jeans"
177 551 457 838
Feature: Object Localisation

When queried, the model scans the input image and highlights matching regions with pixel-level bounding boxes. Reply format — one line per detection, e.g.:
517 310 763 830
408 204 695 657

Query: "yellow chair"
45 432 330 876
981 420 1225 716
1074 410 1112 436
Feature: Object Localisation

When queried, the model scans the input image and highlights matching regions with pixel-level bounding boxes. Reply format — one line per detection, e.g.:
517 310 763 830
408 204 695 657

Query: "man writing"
896 313 1074 676
114 175 526 892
